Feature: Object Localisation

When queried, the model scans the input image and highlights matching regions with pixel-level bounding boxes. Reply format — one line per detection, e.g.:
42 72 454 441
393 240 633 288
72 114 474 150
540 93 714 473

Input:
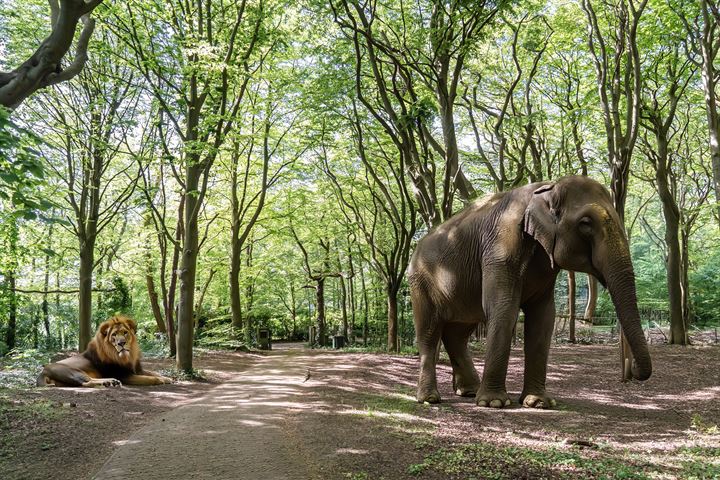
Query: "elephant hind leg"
442 323 481 397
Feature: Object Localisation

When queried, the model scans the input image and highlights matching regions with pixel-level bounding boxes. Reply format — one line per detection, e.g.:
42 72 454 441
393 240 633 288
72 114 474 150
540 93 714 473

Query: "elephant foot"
452 373 479 397
520 392 557 409
455 385 478 397
476 389 511 408
417 387 441 404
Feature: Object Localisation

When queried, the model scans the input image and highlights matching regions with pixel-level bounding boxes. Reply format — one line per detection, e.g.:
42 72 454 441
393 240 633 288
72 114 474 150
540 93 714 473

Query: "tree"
324 101 418 352
639 42 694 345
582 0 647 380
113 0 269 371
0 0 103 109
461 13 553 191
37 42 140 350
331 0 503 227
673 0 720 221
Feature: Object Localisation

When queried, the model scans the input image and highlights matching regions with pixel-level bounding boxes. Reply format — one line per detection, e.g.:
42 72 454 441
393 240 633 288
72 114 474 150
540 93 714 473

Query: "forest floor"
1 340 719 479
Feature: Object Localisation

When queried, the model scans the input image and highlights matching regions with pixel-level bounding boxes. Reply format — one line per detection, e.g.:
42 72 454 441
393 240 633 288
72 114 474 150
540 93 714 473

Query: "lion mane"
37 315 172 388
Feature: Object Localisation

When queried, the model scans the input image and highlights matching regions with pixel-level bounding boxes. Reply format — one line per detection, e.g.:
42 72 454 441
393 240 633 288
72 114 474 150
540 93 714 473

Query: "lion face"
98 316 138 363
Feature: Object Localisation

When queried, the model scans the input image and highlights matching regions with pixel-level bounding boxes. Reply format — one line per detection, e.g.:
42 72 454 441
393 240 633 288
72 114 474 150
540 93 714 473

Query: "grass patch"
406 442 720 479
0 395 68 429
359 392 420 416
690 414 719 435
339 345 419 356
163 367 210 382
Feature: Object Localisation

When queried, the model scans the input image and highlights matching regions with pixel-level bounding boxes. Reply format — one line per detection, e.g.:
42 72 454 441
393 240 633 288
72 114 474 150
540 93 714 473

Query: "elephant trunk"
598 233 652 381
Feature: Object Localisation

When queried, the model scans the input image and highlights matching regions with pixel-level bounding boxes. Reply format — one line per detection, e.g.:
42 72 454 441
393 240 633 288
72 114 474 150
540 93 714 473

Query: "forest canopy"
0 0 719 371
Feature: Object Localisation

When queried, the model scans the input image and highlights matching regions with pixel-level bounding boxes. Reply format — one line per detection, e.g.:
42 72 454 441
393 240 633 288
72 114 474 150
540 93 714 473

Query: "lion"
37 315 173 388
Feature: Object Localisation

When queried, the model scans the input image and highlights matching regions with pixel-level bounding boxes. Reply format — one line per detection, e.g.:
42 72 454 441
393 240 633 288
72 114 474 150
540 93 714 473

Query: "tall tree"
38 43 140 350
114 0 269 371
324 102 417 352
639 43 694 345
582 0 647 380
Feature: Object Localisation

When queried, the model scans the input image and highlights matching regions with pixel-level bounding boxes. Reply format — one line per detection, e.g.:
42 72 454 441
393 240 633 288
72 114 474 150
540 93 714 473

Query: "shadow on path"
94 347 321 480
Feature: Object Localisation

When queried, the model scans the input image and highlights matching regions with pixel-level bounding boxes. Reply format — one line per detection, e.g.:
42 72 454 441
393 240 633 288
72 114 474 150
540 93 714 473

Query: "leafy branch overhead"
0 0 104 109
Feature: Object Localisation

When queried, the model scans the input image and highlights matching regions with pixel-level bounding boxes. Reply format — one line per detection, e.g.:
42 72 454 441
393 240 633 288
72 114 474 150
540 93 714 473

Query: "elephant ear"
523 183 559 268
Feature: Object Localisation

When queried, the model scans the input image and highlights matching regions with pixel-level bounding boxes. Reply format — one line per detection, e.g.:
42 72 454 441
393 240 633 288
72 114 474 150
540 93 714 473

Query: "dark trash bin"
258 327 272 350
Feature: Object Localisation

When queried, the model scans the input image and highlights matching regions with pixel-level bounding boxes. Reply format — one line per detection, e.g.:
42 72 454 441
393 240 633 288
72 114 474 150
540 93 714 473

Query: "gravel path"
93 345 318 480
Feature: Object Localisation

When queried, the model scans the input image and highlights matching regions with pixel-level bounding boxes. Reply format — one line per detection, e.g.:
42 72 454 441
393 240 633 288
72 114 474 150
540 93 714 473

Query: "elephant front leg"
520 297 557 409
442 323 480 397
477 279 520 408
416 316 443 404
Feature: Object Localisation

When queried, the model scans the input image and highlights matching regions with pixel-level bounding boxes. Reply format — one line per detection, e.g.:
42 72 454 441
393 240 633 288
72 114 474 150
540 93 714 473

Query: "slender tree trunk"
568 271 576 343
699 1 720 221
229 239 242 332
55 272 63 348
165 198 183 357
244 243 255 344
316 278 326 347
42 224 52 345
146 273 166 333
680 226 691 330
78 237 95 350
654 150 685 344
340 275 348 339
359 263 369 346
387 286 399 352
584 275 598 320
6 272 17 351
176 163 201 372
289 283 297 339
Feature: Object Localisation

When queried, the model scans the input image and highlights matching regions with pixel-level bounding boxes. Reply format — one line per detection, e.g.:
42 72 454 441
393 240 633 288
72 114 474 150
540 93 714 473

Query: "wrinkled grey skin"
408 176 652 408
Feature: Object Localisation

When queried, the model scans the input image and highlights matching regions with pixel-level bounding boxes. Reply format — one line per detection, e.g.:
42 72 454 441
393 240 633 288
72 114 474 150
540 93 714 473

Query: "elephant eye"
579 216 592 235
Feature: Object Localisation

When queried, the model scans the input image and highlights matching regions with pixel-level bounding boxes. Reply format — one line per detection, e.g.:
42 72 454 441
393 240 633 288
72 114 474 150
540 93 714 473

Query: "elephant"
407 175 652 408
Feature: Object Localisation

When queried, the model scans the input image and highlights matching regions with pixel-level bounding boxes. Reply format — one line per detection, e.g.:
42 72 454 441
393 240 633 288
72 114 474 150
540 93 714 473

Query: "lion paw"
476 390 511 408
103 378 122 388
86 378 122 388
520 393 556 409
158 376 174 384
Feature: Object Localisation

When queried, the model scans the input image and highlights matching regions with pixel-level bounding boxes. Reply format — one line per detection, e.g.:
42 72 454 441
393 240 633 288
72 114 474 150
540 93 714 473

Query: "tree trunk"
568 271 576 344
316 277 327 347
340 275 348 339
387 286 399 352
359 261 369 346
42 224 52 345
146 273 166 333
584 275 598 320
176 164 200 372
655 150 686 345
78 237 95 350
699 0 720 221
229 246 242 332
6 272 17 351
165 197 184 357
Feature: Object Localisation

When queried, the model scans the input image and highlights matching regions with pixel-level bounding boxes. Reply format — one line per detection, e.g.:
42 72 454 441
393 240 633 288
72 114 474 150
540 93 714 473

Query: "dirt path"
3 342 718 479
94 344 318 480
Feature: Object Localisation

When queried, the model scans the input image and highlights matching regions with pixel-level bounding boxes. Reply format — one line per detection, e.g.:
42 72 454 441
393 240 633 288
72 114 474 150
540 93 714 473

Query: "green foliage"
104 276 132 315
690 250 720 325
0 106 52 217
0 349 49 388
